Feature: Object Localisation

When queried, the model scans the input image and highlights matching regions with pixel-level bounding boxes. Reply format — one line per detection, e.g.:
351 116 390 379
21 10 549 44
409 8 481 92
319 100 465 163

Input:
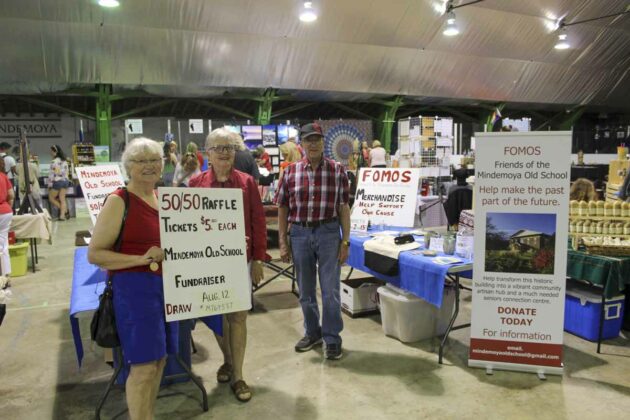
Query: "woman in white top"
369 140 387 168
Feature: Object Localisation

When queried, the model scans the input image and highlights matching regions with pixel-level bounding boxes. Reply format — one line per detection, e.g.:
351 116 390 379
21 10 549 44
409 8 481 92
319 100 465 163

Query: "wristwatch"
341 240 350 246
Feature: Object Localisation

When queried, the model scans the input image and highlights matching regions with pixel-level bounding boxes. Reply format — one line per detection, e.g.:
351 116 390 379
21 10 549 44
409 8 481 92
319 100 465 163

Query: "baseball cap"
300 123 323 139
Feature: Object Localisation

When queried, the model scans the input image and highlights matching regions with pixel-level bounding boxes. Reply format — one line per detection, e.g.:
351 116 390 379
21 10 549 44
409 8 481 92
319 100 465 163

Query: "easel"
17 128 43 215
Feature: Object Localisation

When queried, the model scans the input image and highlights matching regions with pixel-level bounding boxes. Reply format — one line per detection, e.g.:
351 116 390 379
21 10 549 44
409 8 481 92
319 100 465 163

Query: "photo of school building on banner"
351 168 420 228
469 132 571 376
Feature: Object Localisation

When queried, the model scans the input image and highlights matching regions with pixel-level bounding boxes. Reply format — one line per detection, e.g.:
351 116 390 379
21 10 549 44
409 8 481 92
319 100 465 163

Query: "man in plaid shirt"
275 122 351 360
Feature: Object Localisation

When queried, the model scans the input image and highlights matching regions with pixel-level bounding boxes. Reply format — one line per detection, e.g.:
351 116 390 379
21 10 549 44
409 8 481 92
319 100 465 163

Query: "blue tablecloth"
348 231 473 308
69 247 222 368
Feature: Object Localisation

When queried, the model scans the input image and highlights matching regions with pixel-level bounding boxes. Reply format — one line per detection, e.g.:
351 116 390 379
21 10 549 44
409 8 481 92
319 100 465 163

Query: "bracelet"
341 240 350 246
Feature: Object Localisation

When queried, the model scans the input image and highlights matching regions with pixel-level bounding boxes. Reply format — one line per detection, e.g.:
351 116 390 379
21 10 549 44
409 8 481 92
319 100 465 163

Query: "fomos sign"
0 119 62 138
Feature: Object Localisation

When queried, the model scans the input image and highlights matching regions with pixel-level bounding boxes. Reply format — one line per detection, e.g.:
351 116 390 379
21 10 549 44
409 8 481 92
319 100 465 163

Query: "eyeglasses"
207 145 236 153
131 158 161 166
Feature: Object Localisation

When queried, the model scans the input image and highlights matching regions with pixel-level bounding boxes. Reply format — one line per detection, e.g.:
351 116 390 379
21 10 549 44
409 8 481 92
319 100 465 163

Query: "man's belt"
293 217 338 228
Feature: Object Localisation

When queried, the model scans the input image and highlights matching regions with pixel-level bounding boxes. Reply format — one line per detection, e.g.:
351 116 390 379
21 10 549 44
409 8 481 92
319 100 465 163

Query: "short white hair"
121 137 163 174
205 128 243 151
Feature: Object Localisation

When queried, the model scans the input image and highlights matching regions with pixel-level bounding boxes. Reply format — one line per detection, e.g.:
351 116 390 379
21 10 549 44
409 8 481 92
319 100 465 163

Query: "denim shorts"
51 180 69 190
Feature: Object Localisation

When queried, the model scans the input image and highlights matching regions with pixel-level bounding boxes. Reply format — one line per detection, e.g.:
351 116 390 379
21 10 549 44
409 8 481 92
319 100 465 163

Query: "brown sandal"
231 380 252 402
216 363 232 383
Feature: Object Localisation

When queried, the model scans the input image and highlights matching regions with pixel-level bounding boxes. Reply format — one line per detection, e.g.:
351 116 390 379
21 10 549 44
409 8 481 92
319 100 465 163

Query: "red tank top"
110 189 162 274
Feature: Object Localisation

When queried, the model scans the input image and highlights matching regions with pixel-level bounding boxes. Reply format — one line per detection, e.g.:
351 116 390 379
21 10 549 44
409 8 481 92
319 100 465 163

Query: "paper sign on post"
125 119 143 134
189 119 204 134
352 168 420 227
74 165 125 225
159 188 251 321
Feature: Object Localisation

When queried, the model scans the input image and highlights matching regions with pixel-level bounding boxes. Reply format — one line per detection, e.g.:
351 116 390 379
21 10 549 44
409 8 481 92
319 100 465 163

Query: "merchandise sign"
74 165 125 225
468 132 571 375
125 119 143 134
189 119 204 134
159 188 251 321
351 168 420 227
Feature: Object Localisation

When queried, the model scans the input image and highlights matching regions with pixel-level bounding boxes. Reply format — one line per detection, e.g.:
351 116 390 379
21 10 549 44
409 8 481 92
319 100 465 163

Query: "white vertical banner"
351 168 420 227
468 132 571 375
159 187 251 321
74 165 125 225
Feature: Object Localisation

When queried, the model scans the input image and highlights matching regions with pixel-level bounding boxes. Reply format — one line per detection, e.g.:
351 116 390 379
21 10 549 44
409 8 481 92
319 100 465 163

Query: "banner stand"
468 360 563 378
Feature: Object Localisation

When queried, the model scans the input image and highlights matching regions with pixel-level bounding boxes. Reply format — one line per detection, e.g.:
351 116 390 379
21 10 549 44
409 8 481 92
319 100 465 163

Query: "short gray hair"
205 128 243 151
122 137 163 174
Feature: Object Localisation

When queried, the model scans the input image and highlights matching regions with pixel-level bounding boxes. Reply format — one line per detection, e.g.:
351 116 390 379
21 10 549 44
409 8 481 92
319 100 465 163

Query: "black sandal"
231 380 252 402
216 363 232 383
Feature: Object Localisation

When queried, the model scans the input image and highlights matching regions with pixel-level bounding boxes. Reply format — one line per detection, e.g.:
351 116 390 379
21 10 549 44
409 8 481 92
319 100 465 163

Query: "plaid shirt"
275 157 349 223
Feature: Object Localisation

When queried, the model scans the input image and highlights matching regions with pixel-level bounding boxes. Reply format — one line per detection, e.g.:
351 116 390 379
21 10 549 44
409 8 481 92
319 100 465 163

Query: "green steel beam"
558 106 585 130
328 102 377 120
111 99 178 121
271 102 316 119
256 89 276 125
95 84 112 147
484 102 506 132
377 96 404 152
190 99 254 119
13 96 94 120
397 107 430 119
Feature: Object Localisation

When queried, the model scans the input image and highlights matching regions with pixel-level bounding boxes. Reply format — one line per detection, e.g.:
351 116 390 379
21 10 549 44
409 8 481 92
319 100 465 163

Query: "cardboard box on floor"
341 277 385 317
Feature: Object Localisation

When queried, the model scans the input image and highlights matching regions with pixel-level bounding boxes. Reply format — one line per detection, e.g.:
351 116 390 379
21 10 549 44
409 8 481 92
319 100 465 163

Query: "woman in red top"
0 159 14 276
189 128 267 403
88 137 175 419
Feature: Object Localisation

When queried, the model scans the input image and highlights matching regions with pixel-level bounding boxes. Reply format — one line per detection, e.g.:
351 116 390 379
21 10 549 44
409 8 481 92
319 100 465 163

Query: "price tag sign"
159 187 251 321
351 217 368 232
429 236 444 253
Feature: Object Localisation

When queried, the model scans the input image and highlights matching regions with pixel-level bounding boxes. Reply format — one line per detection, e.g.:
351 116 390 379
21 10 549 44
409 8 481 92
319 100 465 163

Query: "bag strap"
106 188 130 289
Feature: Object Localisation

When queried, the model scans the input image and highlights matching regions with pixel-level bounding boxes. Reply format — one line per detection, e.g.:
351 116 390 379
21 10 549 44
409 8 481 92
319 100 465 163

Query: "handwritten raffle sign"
468 132 571 376
351 168 420 227
74 165 125 225
159 188 250 322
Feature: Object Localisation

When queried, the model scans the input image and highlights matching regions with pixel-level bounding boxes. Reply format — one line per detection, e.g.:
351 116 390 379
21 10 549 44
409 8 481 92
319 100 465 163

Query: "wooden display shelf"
569 232 630 238
569 215 630 221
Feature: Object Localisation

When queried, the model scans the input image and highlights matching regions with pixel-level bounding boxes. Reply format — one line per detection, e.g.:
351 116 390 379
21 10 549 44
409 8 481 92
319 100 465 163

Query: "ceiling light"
554 32 570 50
299 2 317 23
98 0 120 7
443 11 459 36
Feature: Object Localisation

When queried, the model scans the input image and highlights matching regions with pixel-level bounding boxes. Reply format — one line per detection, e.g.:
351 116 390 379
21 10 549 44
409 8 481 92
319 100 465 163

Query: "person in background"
288 136 304 157
186 141 204 170
369 140 386 168
172 152 200 187
233 136 260 183
0 142 16 187
570 178 597 202
162 141 178 186
254 145 272 172
88 137 176 420
358 141 371 168
16 153 42 208
48 145 70 220
275 122 350 360
189 128 266 402
0 159 14 276
278 141 301 182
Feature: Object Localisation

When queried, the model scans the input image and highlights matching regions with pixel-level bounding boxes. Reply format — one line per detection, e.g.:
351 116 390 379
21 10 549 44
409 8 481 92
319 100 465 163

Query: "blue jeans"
290 221 343 345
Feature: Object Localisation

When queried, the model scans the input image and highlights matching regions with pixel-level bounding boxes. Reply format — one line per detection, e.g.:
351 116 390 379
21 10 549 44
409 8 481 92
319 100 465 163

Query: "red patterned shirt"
275 157 349 223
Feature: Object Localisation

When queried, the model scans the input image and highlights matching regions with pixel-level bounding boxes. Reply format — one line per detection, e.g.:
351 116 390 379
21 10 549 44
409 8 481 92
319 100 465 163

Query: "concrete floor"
1 210 630 420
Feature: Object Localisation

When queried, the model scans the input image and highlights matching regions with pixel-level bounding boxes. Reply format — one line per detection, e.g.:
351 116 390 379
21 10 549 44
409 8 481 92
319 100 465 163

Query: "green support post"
558 107 585 130
95 84 112 147
377 96 404 152
256 88 276 125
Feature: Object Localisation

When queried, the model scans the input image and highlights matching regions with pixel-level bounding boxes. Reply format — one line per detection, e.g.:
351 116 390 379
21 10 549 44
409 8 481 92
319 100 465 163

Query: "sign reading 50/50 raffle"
469 132 571 376
159 187 250 322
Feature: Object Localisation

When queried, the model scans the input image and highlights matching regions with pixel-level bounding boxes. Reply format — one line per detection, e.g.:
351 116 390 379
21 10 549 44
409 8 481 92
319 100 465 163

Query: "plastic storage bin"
564 280 625 341
8 242 29 277
377 284 455 343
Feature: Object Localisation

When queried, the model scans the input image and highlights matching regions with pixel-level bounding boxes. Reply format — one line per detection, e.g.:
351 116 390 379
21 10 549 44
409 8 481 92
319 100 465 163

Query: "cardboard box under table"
564 280 625 341
347 229 473 363
341 277 385 317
